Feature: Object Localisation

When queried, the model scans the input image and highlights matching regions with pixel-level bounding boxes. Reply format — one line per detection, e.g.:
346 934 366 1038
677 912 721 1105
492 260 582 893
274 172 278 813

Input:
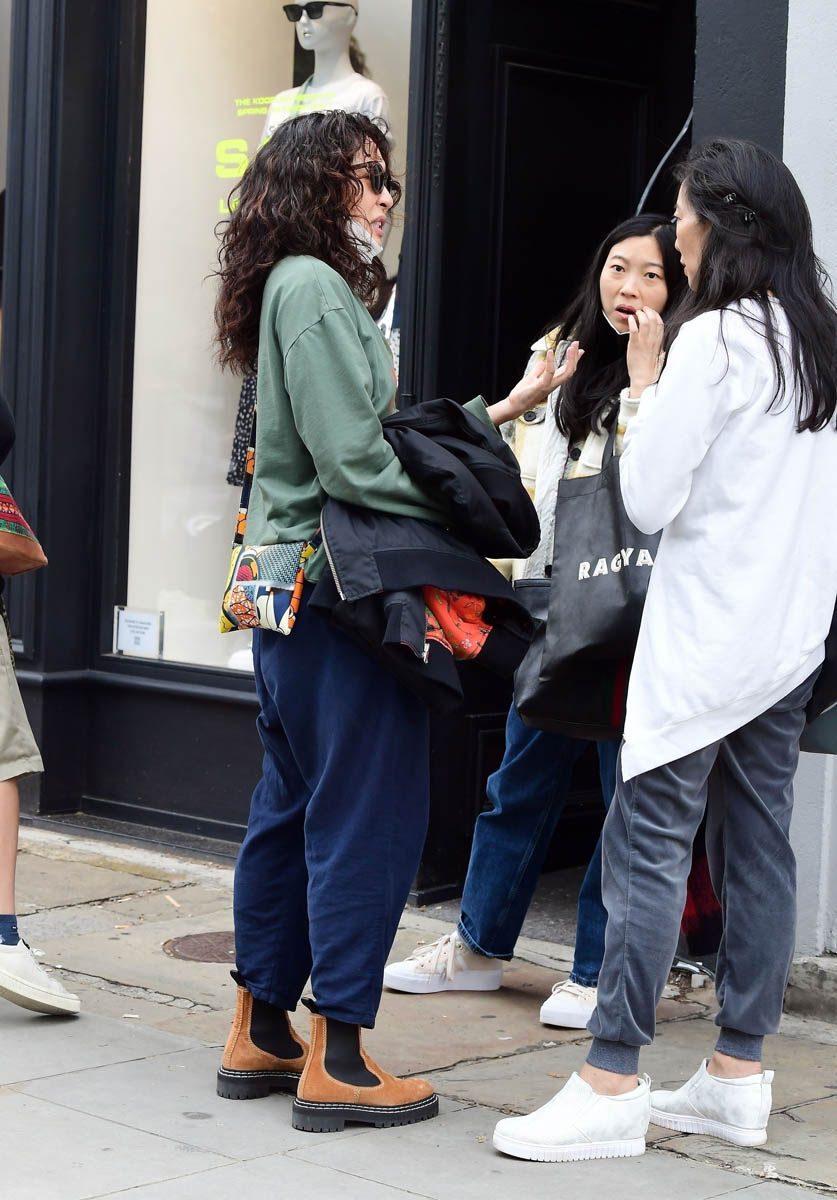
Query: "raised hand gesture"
487 341 584 427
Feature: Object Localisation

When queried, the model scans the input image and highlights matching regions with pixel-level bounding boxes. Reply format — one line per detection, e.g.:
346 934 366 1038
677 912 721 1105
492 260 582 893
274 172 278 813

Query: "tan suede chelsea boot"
217 972 308 1100
292 1005 439 1132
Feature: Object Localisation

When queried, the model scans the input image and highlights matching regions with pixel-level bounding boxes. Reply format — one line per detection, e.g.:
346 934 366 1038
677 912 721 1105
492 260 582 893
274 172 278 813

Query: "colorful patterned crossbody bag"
219 408 319 636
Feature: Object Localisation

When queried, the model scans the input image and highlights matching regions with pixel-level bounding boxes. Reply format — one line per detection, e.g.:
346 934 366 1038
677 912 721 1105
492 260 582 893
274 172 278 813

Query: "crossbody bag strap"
234 407 257 548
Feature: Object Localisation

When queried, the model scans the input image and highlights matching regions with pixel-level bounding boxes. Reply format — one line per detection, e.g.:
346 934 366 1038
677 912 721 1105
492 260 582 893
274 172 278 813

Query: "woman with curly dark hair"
212 109 571 1134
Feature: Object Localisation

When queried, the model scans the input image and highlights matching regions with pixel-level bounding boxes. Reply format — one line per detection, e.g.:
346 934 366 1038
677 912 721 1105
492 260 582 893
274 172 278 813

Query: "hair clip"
743 209 756 223
723 192 738 205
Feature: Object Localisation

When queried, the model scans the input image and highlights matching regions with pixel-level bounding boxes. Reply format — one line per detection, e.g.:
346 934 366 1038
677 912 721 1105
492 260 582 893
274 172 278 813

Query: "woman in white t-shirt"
494 138 837 1164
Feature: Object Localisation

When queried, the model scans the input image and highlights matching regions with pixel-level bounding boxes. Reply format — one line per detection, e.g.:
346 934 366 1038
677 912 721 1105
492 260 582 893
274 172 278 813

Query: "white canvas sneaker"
539 979 597 1028
493 1071 650 1162
383 931 503 993
650 1059 772 1146
0 941 81 1015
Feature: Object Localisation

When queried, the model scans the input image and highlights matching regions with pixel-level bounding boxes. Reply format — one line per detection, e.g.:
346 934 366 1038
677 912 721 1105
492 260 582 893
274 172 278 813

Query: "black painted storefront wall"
3 0 262 841
693 0 789 157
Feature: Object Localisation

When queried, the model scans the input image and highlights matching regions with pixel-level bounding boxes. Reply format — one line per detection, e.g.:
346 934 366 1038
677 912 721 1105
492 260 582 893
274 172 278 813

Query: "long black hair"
556 215 686 442
667 137 837 432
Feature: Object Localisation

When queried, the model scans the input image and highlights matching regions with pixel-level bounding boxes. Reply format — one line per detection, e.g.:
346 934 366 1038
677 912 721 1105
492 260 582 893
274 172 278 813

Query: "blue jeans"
457 703 618 987
233 591 430 1027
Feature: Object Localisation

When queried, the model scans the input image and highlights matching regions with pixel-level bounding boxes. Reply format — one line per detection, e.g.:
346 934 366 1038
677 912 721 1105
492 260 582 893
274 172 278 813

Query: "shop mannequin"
263 2 390 141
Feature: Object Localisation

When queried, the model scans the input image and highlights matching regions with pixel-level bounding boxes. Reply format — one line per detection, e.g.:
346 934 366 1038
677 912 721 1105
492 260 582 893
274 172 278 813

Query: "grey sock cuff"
715 1028 764 1062
586 1037 641 1075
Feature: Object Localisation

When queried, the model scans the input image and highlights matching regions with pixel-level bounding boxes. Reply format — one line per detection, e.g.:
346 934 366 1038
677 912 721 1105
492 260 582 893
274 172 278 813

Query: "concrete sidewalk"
2 827 835 1199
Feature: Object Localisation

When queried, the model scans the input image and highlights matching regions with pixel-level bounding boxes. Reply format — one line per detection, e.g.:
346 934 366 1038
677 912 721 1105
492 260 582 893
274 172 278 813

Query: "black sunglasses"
352 160 392 195
283 3 357 21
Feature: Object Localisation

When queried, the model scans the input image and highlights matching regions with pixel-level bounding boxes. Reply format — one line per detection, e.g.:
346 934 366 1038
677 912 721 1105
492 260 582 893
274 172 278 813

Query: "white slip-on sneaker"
493 1071 650 1162
650 1059 772 1146
383 931 503 994
0 941 81 1015
539 979 597 1028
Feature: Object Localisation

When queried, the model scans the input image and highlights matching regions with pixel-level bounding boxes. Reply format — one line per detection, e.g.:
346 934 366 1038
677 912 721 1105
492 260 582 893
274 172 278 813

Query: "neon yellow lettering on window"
216 139 249 179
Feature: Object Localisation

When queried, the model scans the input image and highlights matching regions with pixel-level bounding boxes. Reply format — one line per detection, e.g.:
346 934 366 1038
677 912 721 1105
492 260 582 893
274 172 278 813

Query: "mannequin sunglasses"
351 161 393 194
283 3 358 20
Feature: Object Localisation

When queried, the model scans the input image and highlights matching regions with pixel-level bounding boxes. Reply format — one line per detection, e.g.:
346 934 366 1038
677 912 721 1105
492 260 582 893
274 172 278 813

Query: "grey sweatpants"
587 671 817 1074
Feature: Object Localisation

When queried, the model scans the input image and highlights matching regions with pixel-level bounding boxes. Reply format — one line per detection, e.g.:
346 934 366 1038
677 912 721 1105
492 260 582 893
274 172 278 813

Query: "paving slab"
288 1102 757 1200
0 1007 195 1086
154 1007 235 1044
371 929 707 1078
19 1043 375 1160
18 829 229 889
658 1096 837 1192
424 1017 837 1116
88 1156 431 1200
54 977 218 1036
779 1010 837 1047
0 1091 230 1200
16 853 171 909
99 884 231 924
19 903 133 941
7 829 834 1199
30 914 238 1008
370 930 589 1076
724 1185 831 1199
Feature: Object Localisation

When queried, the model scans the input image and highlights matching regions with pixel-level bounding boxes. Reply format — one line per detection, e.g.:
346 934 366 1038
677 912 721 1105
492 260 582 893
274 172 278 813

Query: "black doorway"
401 0 696 900
402 0 696 407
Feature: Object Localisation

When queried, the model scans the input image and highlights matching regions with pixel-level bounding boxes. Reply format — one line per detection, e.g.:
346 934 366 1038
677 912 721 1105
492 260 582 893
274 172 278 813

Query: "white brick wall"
785 0 837 954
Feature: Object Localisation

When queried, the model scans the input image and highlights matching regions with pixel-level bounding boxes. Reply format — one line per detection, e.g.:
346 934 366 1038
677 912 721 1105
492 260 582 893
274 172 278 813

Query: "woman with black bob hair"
385 213 687 1028
212 109 568 1134
494 138 837 1164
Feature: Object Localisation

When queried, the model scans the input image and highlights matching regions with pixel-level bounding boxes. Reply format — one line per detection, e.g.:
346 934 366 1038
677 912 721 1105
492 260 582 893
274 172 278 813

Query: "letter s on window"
216 139 249 179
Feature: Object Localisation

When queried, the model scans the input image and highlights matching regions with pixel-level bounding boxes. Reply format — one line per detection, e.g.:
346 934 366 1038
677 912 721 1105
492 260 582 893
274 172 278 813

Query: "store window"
126 0 412 670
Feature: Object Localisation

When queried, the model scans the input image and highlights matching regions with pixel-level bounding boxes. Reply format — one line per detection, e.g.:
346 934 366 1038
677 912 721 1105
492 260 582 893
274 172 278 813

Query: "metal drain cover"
162 932 236 962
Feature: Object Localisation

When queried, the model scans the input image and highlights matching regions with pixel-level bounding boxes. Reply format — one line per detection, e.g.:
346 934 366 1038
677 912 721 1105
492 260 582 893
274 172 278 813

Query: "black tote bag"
514 425 660 739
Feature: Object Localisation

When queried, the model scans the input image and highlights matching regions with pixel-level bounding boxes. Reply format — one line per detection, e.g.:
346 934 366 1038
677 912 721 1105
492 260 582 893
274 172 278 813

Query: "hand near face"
626 308 665 398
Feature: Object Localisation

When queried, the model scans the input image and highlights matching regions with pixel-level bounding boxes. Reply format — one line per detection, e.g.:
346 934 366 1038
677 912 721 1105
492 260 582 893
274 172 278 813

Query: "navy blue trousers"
233 592 430 1027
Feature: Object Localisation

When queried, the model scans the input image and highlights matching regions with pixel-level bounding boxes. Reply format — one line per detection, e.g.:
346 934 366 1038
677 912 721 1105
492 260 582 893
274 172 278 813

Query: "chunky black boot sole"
216 1066 302 1099
291 1092 439 1132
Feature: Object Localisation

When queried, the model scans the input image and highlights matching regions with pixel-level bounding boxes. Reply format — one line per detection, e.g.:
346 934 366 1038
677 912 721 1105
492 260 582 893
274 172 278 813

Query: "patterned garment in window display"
227 372 257 487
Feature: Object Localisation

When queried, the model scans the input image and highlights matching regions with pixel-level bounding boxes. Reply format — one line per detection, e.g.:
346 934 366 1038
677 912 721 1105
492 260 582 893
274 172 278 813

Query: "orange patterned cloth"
423 587 492 661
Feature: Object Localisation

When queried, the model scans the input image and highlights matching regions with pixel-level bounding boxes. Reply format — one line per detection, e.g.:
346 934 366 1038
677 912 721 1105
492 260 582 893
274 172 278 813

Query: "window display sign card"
113 607 164 658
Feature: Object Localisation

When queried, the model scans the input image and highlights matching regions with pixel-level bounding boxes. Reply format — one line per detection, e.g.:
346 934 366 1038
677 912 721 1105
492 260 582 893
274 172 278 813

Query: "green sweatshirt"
248 254 492 581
